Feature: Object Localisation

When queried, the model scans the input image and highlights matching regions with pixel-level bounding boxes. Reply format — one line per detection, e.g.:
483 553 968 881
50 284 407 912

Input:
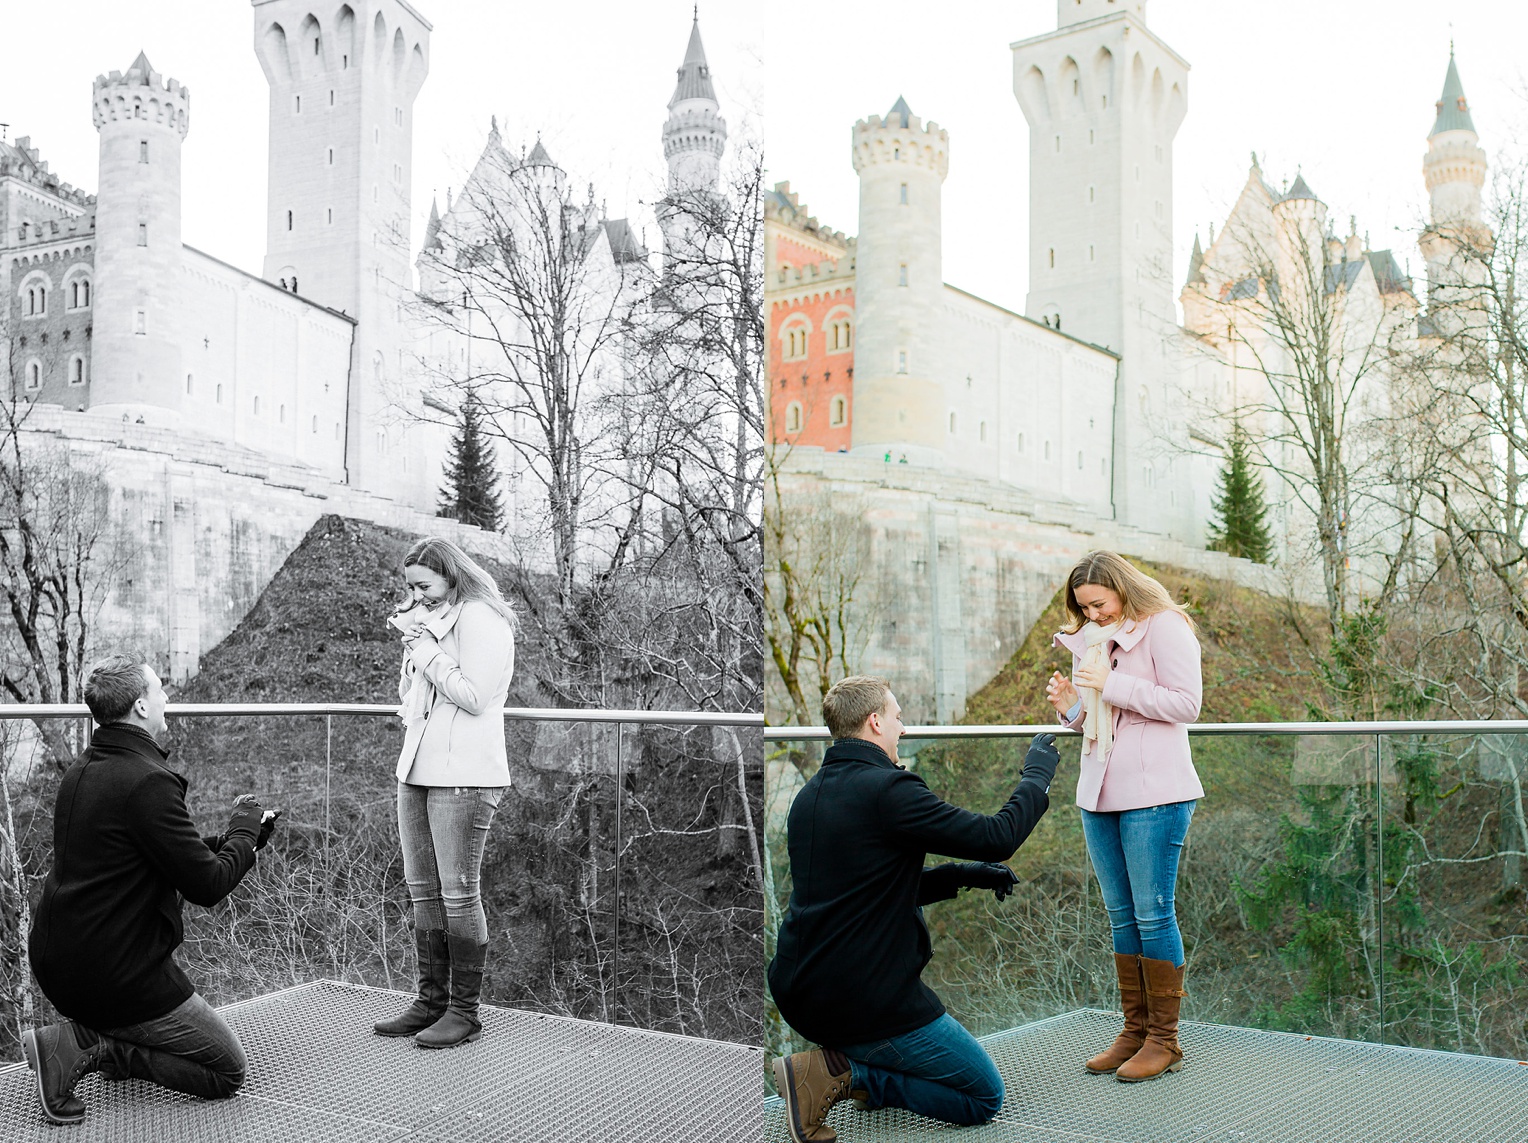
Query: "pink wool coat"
1054 608 1205 812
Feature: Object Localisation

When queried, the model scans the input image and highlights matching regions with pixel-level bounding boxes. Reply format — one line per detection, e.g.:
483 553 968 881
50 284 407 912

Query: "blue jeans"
397 782 505 943
836 1013 1003 1126
1080 800 1196 964
92 991 245 1099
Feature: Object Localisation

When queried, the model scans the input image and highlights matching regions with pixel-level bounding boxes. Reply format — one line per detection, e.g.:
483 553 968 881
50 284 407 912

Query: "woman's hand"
1073 659 1110 691
407 631 441 669
1045 671 1079 715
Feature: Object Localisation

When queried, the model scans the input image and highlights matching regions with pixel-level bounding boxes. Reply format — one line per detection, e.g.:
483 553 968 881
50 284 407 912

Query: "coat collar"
823 737 900 770
1054 613 1152 655
421 601 464 640
92 721 172 763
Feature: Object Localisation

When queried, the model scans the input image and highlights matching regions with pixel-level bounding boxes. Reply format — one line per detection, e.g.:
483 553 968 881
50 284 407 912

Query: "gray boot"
374 928 450 1037
414 933 486 1049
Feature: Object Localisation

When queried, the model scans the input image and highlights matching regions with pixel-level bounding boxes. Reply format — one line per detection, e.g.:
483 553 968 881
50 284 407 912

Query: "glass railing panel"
1377 729 1528 1058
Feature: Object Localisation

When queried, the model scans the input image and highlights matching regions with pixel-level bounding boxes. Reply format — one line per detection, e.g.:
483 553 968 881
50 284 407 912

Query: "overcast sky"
765 0 1528 316
2 1 761 279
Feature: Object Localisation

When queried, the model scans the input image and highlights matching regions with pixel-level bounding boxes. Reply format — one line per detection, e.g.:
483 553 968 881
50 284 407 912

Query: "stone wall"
772 446 1318 725
17 405 513 684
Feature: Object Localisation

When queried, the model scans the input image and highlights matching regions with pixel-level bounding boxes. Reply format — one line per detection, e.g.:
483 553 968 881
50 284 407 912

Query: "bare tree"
0 369 122 768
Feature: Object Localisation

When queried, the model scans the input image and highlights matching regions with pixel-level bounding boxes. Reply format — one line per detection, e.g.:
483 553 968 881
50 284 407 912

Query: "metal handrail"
0 703 763 726
764 719 1528 741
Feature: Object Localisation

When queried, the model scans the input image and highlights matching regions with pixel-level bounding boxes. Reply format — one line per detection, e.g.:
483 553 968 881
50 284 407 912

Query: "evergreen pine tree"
1206 423 1274 563
437 397 504 531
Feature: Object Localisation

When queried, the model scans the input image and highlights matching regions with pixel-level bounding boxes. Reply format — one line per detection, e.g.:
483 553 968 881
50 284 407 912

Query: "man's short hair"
822 676 892 739
83 652 151 724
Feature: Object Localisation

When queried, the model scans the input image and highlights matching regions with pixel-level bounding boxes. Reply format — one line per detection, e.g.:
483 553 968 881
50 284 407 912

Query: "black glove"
255 809 282 851
226 796 262 844
1021 732 1060 790
917 862 1020 905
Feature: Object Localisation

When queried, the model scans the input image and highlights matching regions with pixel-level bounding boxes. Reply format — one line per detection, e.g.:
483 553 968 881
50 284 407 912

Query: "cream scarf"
1080 619 1122 760
392 602 462 727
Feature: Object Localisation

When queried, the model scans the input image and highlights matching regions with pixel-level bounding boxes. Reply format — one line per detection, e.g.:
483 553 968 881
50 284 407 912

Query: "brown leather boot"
1116 957 1187 1082
1085 952 1147 1074
772 1047 854 1143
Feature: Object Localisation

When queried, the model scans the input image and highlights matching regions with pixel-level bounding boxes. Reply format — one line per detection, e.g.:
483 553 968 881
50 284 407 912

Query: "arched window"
899 183 908 204
1017 432 1025 453
1077 450 1084 469
186 373 194 395
24 360 42 390
784 402 803 434
979 420 988 443
70 357 86 386
216 383 223 404
948 411 957 435
254 395 261 416
898 264 908 287
312 415 319 434
780 321 809 362
279 404 286 424
1044 440 1052 461
897 350 908 374
825 311 852 354
36 286 46 314
829 395 847 427
26 288 36 315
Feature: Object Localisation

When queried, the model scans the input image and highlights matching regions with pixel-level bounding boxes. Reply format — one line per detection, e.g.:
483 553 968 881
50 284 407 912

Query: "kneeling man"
768 676 1059 1141
24 652 277 1124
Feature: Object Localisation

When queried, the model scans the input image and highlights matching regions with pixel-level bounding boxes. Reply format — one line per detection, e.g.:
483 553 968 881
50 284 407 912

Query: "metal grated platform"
0 980 762 1142
764 1009 1528 1142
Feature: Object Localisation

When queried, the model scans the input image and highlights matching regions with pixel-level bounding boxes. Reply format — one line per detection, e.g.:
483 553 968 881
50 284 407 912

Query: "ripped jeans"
1080 800 1196 965
397 782 505 943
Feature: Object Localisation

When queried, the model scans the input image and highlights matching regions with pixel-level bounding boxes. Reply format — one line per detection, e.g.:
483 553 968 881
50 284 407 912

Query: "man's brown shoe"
22 1022 103 1125
1085 953 1147 1074
1116 957 1187 1082
772 1048 854 1143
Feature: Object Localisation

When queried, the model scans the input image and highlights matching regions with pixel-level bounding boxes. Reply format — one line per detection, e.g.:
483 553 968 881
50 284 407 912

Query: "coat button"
1111 659 1118 668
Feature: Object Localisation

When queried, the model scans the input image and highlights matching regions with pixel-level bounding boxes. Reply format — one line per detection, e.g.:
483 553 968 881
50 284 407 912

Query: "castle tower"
1012 1 1187 525
251 0 430 499
849 97 949 462
660 12 727 268
1421 49 1489 309
90 52 190 426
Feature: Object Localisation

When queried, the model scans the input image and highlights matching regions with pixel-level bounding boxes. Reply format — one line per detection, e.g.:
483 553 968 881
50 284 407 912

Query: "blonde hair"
822 675 892 739
1061 551 1197 635
403 537 517 630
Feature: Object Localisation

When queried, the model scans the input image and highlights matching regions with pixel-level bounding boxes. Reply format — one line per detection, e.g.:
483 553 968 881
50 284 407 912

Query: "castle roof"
602 217 647 264
887 96 913 127
669 15 717 107
1430 51 1476 136
1281 172 1317 202
526 138 556 167
422 197 443 252
1185 233 1206 285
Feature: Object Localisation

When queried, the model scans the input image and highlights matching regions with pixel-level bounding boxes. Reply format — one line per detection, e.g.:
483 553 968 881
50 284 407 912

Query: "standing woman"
1044 551 1203 1082
373 537 516 1049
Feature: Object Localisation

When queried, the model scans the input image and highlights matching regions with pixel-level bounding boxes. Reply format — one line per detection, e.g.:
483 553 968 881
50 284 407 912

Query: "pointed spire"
1430 50 1476 136
887 96 913 128
422 196 443 252
527 136 555 167
488 114 499 142
129 50 155 83
1186 234 1206 286
670 12 716 107
1283 171 1316 202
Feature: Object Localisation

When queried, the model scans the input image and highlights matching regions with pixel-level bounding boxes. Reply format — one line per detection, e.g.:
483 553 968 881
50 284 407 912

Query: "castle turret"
90 52 190 426
252 0 430 500
1013 1 1187 528
660 12 727 268
1421 49 1489 312
848 97 949 462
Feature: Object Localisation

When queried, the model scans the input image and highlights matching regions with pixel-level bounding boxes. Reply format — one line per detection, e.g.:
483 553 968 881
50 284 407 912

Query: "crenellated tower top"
92 51 190 138
852 98 949 180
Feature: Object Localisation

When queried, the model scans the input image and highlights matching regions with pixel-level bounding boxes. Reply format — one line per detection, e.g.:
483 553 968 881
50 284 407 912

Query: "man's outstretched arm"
883 734 1060 862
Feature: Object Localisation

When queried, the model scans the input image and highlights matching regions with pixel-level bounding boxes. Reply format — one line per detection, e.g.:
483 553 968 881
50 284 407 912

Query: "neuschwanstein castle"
764 0 1488 720
1 2 729 681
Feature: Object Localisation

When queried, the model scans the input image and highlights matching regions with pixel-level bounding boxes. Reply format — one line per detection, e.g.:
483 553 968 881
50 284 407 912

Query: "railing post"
325 715 333 876
613 720 623 1027
1375 731 1384 1046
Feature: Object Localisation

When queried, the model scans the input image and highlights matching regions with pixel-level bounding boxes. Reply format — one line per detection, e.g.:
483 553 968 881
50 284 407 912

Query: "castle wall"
774 447 1315 724
177 246 352 480
7 241 94 405
17 405 512 684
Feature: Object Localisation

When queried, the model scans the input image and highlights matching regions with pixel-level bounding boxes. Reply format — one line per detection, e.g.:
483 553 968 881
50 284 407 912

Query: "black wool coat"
29 723 259 1028
767 737 1050 1047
